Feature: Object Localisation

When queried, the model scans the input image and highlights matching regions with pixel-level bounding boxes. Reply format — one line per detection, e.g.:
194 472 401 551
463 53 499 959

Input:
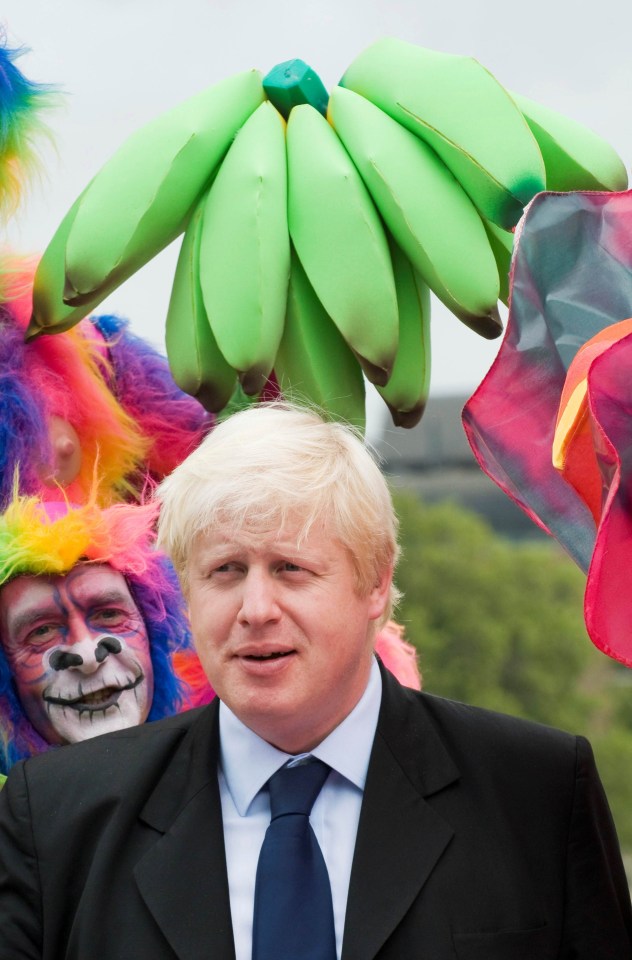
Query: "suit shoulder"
414 687 581 769
15 705 210 795
418 688 576 739
380 670 581 773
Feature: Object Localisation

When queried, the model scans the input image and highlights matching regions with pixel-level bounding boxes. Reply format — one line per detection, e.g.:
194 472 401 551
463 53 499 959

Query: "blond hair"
156 403 400 620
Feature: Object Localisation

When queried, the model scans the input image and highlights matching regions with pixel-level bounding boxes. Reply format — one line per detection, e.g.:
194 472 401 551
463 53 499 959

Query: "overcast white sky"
2 0 631 422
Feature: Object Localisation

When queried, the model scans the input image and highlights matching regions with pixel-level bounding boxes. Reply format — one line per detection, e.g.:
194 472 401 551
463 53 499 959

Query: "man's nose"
237 570 281 627
49 636 123 673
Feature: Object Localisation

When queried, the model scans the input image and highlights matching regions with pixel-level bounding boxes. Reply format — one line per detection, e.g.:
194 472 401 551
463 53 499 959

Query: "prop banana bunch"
28 39 627 430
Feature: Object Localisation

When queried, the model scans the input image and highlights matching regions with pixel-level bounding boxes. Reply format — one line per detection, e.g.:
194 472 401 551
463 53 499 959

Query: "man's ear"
367 565 393 622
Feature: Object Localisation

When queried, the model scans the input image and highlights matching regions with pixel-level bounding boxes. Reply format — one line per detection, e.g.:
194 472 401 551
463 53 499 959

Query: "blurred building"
375 394 549 543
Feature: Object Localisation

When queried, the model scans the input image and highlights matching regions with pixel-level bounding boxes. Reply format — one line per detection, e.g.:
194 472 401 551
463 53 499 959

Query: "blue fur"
93 314 213 437
0 40 51 147
128 557 190 723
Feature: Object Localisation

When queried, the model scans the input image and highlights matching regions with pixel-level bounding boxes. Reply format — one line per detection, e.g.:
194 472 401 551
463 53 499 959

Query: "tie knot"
268 757 330 819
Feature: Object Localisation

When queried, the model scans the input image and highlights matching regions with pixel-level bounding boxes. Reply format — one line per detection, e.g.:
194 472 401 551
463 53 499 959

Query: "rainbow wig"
0 34 55 217
0 492 193 773
0 260 213 509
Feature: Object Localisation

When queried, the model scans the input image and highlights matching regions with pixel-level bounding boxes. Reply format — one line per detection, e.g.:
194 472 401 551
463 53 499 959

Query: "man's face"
0 564 154 745
187 517 391 754
38 415 83 487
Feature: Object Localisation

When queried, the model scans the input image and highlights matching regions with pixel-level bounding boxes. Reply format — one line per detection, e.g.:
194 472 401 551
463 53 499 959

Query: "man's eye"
26 623 59 644
282 562 303 573
212 563 241 575
91 608 126 627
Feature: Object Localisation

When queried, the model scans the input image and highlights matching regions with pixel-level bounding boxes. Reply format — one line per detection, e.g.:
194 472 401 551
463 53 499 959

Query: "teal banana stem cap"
263 59 329 118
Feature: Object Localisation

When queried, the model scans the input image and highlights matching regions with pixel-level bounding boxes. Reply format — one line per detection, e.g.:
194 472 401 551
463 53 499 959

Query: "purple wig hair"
0 300 50 506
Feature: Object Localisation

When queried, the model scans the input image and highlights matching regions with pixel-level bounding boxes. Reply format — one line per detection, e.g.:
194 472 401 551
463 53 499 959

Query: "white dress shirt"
218 657 382 960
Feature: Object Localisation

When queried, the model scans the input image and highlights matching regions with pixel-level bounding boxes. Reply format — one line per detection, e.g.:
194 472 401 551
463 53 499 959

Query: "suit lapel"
134 700 236 960
342 666 459 960
131 667 460 960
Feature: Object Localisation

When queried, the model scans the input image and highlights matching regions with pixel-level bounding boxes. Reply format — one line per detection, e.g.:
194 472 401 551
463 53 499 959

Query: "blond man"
0 404 630 959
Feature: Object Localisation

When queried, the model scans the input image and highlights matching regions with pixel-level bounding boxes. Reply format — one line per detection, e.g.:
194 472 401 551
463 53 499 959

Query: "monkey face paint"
0 564 154 745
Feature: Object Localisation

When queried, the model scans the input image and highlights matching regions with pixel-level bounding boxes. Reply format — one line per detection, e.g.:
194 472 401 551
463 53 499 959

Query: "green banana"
165 196 236 412
341 37 545 229
198 101 289 396
377 238 431 428
275 248 366 429
29 44 626 434
328 85 501 339
63 70 265 308
482 219 514 306
286 103 399 386
510 91 628 192
28 188 95 338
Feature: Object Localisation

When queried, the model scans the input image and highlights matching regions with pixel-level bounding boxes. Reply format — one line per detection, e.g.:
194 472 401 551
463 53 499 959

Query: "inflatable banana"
31 72 265 335
63 70 265 308
31 189 95 334
328 85 500 339
165 195 237 412
275 250 366 427
340 38 545 229
28 42 627 431
286 103 398 385
376 238 431 428
199 101 289 395
482 220 514 306
511 92 628 193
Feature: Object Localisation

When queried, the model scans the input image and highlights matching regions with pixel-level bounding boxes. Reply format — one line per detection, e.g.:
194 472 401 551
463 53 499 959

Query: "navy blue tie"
252 758 336 960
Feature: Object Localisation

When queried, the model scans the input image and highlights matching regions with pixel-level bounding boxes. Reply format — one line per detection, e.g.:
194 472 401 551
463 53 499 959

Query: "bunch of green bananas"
28 38 627 431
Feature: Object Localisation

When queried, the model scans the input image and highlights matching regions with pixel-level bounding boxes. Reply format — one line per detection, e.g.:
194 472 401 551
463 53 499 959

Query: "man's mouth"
241 650 296 663
44 674 144 714
243 651 294 661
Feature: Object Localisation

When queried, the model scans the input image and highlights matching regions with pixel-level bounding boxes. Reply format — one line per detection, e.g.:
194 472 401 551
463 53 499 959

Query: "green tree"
391 491 632 849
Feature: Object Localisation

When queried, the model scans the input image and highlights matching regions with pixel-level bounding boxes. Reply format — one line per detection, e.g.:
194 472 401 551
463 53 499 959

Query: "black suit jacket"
0 665 630 959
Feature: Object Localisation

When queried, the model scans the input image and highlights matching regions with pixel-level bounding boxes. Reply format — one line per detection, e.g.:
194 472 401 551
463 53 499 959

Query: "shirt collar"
219 657 382 816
